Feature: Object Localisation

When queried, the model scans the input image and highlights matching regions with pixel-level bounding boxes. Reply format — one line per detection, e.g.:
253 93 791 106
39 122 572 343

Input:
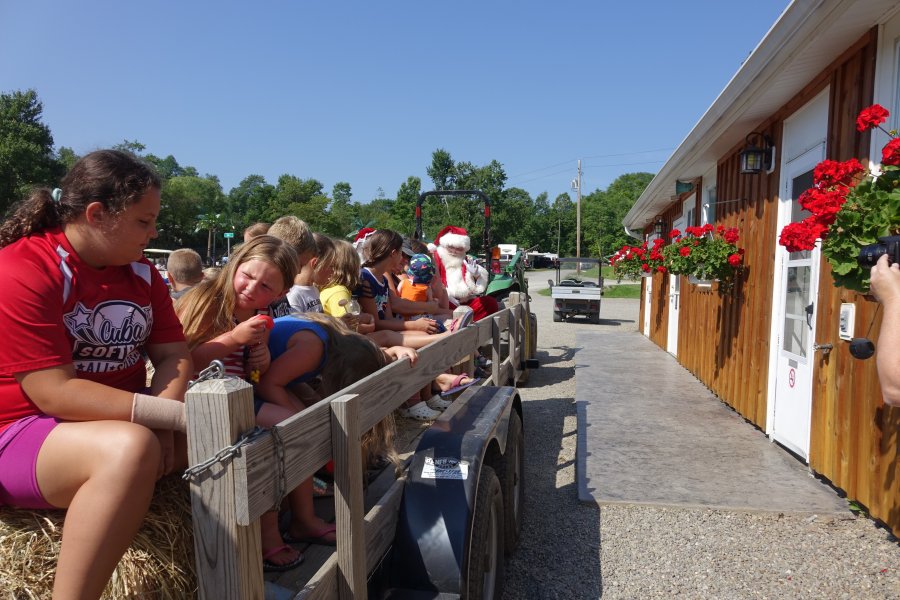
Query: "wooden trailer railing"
184 293 532 600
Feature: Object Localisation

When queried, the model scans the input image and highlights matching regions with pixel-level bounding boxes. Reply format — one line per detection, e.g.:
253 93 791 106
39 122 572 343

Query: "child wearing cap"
398 254 460 332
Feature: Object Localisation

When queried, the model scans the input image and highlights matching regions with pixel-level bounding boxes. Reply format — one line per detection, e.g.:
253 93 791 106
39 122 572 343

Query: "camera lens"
857 242 886 268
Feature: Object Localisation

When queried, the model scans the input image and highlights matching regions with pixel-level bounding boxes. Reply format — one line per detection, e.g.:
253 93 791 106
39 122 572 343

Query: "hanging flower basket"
610 238 666 280
661 225 744 291
778 103 900 293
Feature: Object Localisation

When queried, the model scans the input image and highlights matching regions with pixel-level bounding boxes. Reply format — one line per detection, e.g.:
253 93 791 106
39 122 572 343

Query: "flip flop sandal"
313 476 333 497
262 545 304 572
440 374 481 397
283 523 338 546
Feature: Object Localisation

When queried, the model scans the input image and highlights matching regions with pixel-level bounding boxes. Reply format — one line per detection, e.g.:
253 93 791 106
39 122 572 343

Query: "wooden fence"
184 293 532 599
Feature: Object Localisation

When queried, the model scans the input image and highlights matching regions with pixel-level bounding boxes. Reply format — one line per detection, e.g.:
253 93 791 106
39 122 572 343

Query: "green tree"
271 175 330 231
57 146 79 171
552 193 577 256
229 175 275 229
112 139 147 155
161 175 225 256
582 172 654 259
426 148 455 190
389 175 421 234
0 89 65 214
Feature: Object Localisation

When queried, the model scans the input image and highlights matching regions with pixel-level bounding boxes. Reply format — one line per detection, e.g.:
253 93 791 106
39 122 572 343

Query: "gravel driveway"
501 273 899 599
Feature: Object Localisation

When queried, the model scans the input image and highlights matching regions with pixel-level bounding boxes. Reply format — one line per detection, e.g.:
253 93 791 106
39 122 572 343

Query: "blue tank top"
267 316 329 385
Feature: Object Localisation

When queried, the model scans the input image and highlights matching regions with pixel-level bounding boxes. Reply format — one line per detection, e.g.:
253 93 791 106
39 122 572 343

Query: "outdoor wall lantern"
653 216 666 238
739 132 775 174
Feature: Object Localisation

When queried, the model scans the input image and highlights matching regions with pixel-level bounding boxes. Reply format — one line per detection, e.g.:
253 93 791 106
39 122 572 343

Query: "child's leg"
284 477 336 544
35 421 160 600
256 403 335 545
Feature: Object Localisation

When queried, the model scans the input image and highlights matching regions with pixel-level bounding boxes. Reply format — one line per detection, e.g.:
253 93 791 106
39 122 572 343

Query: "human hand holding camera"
870 254 900 307
870 254 900 406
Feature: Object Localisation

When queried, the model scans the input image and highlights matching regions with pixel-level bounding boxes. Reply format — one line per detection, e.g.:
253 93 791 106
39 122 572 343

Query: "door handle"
805 303 814 329
813 343 833 355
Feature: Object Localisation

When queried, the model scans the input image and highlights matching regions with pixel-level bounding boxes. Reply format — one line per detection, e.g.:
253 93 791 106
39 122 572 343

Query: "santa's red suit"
431 226 499 321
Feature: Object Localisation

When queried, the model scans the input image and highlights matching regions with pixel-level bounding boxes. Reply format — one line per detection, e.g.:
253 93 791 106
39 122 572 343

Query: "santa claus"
431 225 499 321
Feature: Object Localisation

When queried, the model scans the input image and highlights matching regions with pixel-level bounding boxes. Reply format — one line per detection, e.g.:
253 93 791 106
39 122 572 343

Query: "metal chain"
187 359 226 389
271 426 287 510
182 425 267 481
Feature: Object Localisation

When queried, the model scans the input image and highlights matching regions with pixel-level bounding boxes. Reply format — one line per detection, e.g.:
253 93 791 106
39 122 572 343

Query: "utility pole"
572 159 582 275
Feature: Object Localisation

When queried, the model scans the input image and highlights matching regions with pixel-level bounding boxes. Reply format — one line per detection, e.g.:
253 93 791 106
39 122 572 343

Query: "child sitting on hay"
0 150 192 599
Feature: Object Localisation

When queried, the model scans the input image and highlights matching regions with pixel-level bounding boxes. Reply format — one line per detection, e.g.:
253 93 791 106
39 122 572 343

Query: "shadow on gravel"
502 397 602 599
530 347 578 368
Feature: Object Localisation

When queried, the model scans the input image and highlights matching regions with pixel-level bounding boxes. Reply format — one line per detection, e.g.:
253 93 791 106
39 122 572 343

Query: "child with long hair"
258 313 414 478
175 235 328 571
358 230 478 419
0 150 192 600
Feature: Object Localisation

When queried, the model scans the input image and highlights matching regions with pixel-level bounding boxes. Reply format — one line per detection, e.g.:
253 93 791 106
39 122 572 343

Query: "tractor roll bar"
414 190 492 262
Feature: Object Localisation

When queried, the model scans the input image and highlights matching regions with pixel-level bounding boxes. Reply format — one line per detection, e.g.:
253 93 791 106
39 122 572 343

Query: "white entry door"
769 90 828 459
643 273 652 336
666 215 686 355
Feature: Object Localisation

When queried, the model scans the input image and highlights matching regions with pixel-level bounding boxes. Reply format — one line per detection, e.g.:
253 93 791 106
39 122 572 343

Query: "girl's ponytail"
0 188 61 249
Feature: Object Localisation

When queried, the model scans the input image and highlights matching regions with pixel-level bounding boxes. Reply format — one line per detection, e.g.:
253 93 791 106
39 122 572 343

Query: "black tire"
464 466 505 600
496 411 524 553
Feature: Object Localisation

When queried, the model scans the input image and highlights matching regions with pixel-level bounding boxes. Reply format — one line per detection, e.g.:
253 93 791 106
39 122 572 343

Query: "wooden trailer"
184 292 536 599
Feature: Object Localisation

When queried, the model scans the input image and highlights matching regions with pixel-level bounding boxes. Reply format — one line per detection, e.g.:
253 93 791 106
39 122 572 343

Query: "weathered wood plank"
185 378 264 600
331 395 367 599
295 554 338 600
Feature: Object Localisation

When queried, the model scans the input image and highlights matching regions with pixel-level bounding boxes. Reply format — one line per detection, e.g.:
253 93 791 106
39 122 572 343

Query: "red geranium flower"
856 104 890 132
669 228 681 238
722 228 739 244
882 137 900 166
656 266 667 273
813 158 864 188
727 253 742 267
679 246 691 257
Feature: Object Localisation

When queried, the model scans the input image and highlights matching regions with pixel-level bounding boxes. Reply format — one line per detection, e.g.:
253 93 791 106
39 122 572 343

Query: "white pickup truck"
548 257 603 323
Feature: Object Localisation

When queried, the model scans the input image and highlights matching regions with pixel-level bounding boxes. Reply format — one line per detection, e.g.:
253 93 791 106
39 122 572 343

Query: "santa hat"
434 225 470 251
352 227 376 250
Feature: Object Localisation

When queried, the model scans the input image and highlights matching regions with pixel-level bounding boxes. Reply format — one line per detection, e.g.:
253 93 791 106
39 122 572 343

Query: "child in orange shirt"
398 253 461 332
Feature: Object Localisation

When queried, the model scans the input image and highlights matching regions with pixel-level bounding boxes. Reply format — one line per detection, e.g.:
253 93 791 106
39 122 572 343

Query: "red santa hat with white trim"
434 225 470 251
353 227 376 249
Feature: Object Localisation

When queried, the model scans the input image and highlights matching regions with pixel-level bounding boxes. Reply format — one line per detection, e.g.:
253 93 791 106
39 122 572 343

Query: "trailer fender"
389 385 521 595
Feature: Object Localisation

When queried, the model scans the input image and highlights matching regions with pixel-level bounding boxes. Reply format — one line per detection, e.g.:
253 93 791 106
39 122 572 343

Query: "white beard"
437 246 487 303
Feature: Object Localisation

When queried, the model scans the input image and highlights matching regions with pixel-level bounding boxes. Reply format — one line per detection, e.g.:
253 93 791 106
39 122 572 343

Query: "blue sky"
1 1 789 203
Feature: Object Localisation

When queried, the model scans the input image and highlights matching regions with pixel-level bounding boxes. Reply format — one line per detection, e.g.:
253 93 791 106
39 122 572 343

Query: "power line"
507 158 578 179
582 146 673 159
583 159 667 168
507 147 673 183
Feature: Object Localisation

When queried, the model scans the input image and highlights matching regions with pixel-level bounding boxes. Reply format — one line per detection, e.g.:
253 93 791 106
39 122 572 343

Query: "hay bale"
0 476 196 599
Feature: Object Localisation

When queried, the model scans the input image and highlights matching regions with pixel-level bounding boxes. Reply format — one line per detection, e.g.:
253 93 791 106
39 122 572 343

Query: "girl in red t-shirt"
0 150 192 600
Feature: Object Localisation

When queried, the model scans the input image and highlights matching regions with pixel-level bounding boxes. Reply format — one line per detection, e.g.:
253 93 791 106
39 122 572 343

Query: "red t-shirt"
0 229 185 434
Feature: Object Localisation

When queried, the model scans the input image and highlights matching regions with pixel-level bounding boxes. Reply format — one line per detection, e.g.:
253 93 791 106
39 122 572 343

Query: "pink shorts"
0 415 59 509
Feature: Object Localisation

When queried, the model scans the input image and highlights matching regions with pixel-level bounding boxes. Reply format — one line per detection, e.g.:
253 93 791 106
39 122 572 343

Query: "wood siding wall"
644 29 899 534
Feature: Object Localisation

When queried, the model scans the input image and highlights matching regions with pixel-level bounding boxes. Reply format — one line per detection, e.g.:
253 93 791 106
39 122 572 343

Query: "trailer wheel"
496 411 524 553
464 466 505 600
